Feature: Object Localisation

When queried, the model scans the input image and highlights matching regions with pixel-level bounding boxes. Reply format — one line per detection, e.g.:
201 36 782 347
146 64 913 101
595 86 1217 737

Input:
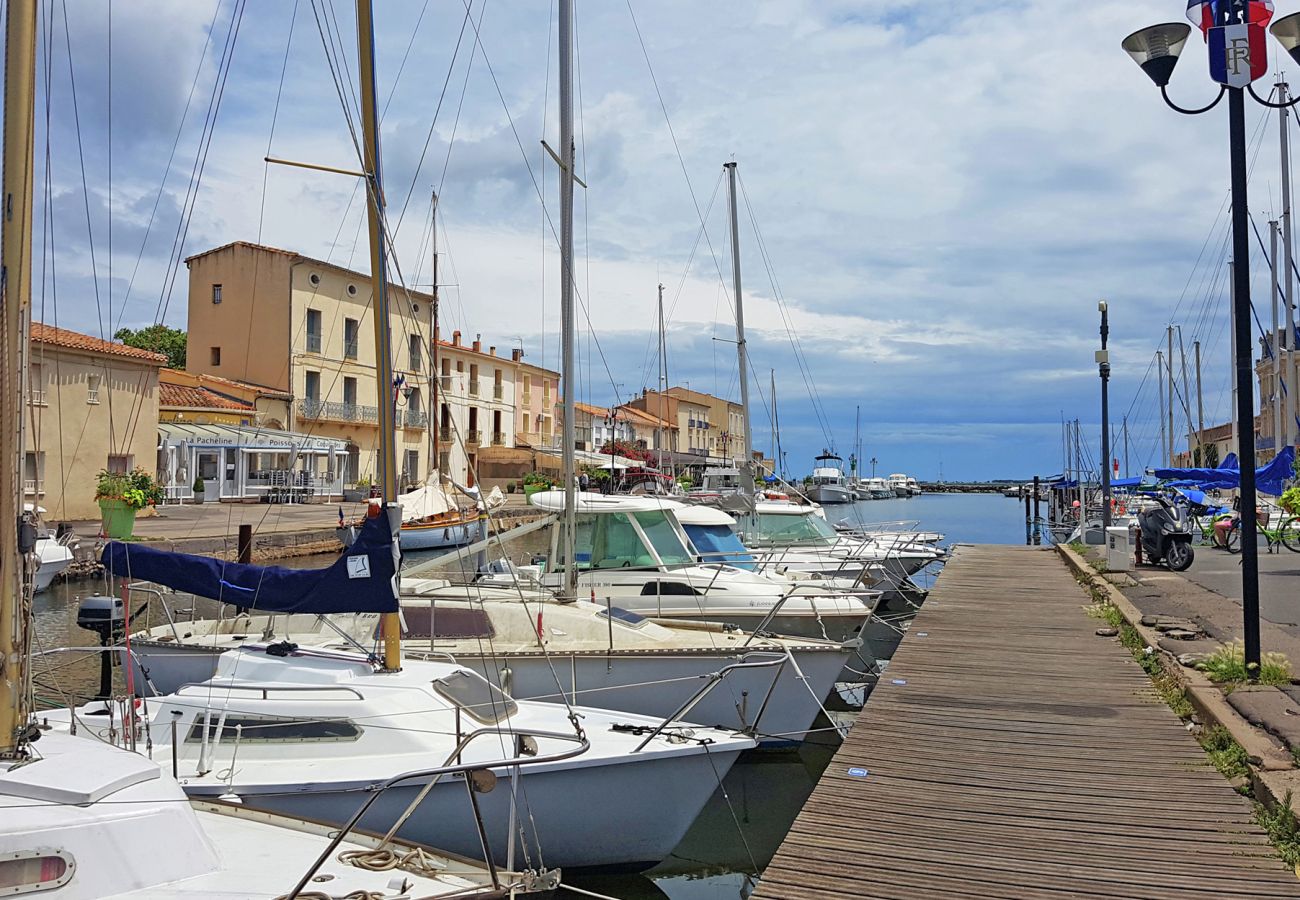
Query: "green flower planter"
98 498 138 539
523 483 548 499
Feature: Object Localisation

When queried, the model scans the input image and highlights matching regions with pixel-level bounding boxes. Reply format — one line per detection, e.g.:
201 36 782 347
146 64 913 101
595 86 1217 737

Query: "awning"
537 447 640 470
158 421 348 454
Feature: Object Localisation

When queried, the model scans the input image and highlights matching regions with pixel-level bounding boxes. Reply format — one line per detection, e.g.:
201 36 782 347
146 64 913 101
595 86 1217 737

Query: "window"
468 363 479 396
107 454 133 474
409 334 422 372
23 451 43 495
431 669 517 723
86 374 101 404
493 369 502 400
305 370 321 403
633 511 694 566
407 387 421 416
211 283 222 304
404 449 419 478
309 272 321 287
306 309 322 354
346 283 358 296
342 376 357 407
210 347 221 367
343 318 359 359
185 715 361 743
27 363 44 405
0 850 74 894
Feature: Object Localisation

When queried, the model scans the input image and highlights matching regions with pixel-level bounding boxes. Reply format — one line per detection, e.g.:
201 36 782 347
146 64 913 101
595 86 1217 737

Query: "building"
26 323 166 520
515 354 560 450
158 369 291 428
663 386 747 465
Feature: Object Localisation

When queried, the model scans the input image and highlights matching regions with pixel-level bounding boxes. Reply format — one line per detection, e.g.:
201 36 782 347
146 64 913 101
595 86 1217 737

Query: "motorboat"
906 476 922 496
524 491 876 644
809 452 854 504
50 645 755 871
887 473 911 497
850 480 873 501
864 477 893 500
117 581 856 745
34 533 73 592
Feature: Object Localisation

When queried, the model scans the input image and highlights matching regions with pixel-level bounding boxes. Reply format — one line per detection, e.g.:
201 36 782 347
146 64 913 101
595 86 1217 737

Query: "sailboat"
1 3 548 897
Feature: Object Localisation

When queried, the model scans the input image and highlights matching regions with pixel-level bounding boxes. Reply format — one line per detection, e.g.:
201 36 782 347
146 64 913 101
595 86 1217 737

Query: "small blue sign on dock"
847 767 869 778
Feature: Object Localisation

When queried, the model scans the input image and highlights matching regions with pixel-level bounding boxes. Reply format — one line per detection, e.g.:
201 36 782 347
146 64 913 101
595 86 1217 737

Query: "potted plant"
522 472 552 499
97 468 163 539
343 476 371 503
192 474 205 504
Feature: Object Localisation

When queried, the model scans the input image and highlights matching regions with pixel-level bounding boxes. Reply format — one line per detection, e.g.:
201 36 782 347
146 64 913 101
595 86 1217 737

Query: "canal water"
31 492 1023 898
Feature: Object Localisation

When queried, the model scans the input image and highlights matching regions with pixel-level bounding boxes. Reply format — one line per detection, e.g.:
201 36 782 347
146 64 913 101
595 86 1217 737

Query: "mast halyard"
724 162 754 490
355 0 402 671
657 283 666 474
558 0 578 600
430 191 440 469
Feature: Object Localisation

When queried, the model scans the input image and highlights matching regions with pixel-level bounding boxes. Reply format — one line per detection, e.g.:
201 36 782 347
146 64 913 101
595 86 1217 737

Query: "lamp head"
1272 13 1300 66
1098 299 1108 313
1122 23 1191 87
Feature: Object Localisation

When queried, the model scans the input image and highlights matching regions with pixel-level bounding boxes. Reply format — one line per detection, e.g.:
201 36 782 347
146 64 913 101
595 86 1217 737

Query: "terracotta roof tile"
159 382 255 412
574 401 608 417
31 322 167 364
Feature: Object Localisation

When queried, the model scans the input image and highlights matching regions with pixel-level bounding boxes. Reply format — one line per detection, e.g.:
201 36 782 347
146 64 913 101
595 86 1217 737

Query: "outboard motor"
1137 494 1194 572
76 594 125 699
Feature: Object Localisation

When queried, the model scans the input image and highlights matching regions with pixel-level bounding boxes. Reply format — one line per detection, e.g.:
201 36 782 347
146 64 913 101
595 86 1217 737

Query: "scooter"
1138 494 1195 572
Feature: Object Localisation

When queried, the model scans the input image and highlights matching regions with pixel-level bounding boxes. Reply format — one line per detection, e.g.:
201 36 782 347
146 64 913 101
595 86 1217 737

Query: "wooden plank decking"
753 544 1299 899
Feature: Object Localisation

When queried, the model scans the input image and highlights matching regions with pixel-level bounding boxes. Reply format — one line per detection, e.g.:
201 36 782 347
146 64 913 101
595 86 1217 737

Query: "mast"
558 0 577 600
1157 350 1166 468
724 161 754 487
1123 415 1130 478
0 0 36 758
656 284 665 473
431 191 440 468
1281 77 1296 451
769 368 776 478
1166 325 1175 466
853 405 861 482
1178 326 1191 467
1195 340 1205 464
1230 260 1239 455
355 0 402 671
1272 219 1282 457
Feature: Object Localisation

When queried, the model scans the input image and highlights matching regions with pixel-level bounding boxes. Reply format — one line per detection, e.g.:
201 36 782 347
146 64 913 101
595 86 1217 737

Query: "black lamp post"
1099 300 1112 532
1123 1 1300 678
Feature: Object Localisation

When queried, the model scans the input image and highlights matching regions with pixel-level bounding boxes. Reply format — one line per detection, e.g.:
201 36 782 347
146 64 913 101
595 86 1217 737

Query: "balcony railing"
493 384 503 400
491 431 505 446
298 398 378 424
465 430 482 445
28 390 46 406
402 409 429 429
306 332 322 354
468 380 480 398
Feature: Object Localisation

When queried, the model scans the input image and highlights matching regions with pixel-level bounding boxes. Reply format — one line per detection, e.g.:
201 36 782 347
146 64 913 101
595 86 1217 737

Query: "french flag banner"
1188 0 1275 37
1208 22 1268 86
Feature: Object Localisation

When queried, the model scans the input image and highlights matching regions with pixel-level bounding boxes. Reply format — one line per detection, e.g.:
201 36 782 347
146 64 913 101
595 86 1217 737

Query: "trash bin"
1106 526 1132 572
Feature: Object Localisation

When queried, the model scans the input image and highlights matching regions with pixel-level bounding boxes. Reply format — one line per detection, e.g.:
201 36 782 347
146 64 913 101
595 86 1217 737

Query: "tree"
114 324 186 369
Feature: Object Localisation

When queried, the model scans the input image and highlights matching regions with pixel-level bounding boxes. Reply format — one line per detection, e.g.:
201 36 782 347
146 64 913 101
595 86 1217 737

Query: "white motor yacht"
525 491 875 644
864 477 893 500
809 452 854 504
50 645 755 872
887 473 911 497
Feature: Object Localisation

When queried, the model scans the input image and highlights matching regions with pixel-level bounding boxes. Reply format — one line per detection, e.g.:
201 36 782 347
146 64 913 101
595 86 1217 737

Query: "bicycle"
1190 512 1232 546
1223 514 1300 554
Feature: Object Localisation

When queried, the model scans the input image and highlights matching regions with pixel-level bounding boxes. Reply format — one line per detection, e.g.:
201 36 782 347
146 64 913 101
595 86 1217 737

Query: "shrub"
96 468 163 510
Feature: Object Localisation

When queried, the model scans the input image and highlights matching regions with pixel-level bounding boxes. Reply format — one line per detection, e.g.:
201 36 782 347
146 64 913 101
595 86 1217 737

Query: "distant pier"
752 545 1296 898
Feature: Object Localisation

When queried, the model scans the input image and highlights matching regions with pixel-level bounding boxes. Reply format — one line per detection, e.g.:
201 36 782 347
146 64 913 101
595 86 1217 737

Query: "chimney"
472 334 481 353
489 346 496 356
452 330 461 346
512 348 523 362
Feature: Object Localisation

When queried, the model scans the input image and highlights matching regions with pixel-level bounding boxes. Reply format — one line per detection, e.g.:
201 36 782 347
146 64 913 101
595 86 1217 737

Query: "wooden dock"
753 544 1298 899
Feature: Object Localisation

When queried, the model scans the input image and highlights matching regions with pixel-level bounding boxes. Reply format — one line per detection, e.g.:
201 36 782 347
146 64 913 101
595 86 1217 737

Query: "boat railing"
284 725 589 899
173 681 368 701
630 651 791 752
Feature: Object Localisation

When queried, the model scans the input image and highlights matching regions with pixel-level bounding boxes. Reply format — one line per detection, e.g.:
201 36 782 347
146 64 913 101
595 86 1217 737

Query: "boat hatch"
431 669 519 723
594 606 650 628
185 715 362 744
399 606 495 640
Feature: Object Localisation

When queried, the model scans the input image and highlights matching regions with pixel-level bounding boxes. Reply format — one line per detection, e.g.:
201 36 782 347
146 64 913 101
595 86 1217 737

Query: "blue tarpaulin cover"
1220 452 1239 470
1152 447 1295 498
101 511 399 613
683 523 757 571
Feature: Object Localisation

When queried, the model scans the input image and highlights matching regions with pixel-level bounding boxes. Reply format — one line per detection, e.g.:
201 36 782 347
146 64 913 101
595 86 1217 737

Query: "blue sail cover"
1152 447 1295 497
683 523 757 571
1220 452 1239 470
101 511 399 613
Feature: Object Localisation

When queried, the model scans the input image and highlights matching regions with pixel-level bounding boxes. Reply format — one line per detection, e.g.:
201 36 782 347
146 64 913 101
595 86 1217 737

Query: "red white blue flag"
1187 1 1275 37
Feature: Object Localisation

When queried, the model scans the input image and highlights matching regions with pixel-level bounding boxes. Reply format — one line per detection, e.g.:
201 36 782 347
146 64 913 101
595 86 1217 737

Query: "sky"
23 0 1298 481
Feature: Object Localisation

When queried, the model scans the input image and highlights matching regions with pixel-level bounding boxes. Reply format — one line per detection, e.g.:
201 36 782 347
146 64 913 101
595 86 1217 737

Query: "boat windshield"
431 669 518 723
682 523 757 570
564 510 692 569
633 511 695 567
754 512 838 547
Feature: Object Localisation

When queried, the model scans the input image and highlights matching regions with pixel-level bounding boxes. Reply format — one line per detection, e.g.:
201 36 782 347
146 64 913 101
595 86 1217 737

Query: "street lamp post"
1099 300 1112 532
1122 0 1300 679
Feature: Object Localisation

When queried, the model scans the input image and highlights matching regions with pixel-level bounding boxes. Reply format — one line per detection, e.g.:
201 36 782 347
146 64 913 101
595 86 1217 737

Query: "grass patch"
1199 725 1250 780
1255 793 1300 871
1196 641 1292 688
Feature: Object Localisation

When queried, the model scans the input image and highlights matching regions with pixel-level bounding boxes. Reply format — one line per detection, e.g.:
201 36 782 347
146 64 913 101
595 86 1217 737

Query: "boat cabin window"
632 511 693 566
185 715 362 743
640 580 702 596
398 606 495 640
754 512 837 547
431 669 518 723
595 606 649 627
683 523 757 571
0 851 73 894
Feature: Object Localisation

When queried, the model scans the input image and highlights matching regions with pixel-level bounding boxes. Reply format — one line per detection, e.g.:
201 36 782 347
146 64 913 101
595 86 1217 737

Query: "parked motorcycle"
1138 494 1194 571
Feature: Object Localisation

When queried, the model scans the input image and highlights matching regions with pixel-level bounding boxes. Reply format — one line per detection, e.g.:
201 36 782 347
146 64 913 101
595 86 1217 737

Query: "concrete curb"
1056 545 1299 805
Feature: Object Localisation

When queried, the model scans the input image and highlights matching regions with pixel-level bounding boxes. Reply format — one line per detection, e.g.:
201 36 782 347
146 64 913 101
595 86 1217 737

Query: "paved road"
1178 539 1300 629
